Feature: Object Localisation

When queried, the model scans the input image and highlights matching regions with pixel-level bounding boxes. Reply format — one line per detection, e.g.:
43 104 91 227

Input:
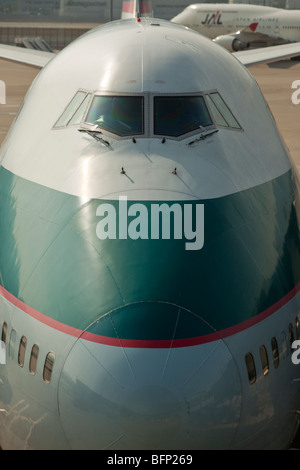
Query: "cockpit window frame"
204 89 243 131
53 89 93 129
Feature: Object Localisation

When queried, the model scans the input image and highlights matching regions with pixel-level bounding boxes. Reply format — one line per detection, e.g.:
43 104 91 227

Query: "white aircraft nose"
58 303 242 449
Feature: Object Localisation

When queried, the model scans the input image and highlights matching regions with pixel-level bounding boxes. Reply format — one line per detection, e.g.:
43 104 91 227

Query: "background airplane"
171 3 300 51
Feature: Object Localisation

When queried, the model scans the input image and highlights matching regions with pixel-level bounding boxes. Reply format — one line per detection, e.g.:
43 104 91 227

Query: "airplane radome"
1 16 300 450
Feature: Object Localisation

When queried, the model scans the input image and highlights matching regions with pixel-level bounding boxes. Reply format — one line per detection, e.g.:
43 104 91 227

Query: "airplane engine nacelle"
213 34 249 52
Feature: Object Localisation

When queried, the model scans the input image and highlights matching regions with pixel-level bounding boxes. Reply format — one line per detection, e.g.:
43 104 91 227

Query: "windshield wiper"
78 124 110 147
188 127 219 146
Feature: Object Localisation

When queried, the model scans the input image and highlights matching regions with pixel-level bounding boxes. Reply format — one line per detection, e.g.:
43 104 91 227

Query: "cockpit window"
85 95 144 136
68 93 92 126
205 92 241 129
54 89 241 139
54 91 91 128
154 96 213 137
205 95 228 127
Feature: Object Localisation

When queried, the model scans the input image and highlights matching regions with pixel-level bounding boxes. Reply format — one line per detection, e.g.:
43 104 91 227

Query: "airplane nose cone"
58 302 242 449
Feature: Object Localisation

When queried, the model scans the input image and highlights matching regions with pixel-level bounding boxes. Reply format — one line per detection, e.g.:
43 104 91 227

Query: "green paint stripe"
0 165 299 339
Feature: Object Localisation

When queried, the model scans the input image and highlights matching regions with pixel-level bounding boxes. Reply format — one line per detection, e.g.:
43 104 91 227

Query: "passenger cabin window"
259 345 269 376
9 329 16 359
245 353 256 384
271 337 279 369
154 96 212 137
29 344 39 375
296 316 300 340
85 95 144 136
18 335 27 368
1 321 7 344
43 351 55 383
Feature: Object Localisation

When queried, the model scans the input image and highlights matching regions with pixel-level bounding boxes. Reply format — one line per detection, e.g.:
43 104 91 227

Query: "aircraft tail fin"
121 0 153 19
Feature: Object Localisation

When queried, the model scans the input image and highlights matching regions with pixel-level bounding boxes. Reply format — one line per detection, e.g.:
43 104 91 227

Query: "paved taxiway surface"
0 57 299 165
249 60 300 171
0 59 39 144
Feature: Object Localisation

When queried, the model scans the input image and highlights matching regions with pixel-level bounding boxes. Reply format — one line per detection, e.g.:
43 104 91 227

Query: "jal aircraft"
171 3 300 51
1 0 300 450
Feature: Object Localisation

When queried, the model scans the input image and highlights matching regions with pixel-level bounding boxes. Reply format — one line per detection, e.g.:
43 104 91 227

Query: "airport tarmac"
0 59 39 144
249 59 300 172
0 56 299 168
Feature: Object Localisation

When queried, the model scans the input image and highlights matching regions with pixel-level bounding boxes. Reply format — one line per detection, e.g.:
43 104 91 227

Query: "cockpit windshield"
85 95 144 136
154 96 213 137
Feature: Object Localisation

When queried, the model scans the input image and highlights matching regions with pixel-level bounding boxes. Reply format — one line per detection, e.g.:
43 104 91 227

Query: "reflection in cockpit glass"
154 96 213 137
85 96 144 136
